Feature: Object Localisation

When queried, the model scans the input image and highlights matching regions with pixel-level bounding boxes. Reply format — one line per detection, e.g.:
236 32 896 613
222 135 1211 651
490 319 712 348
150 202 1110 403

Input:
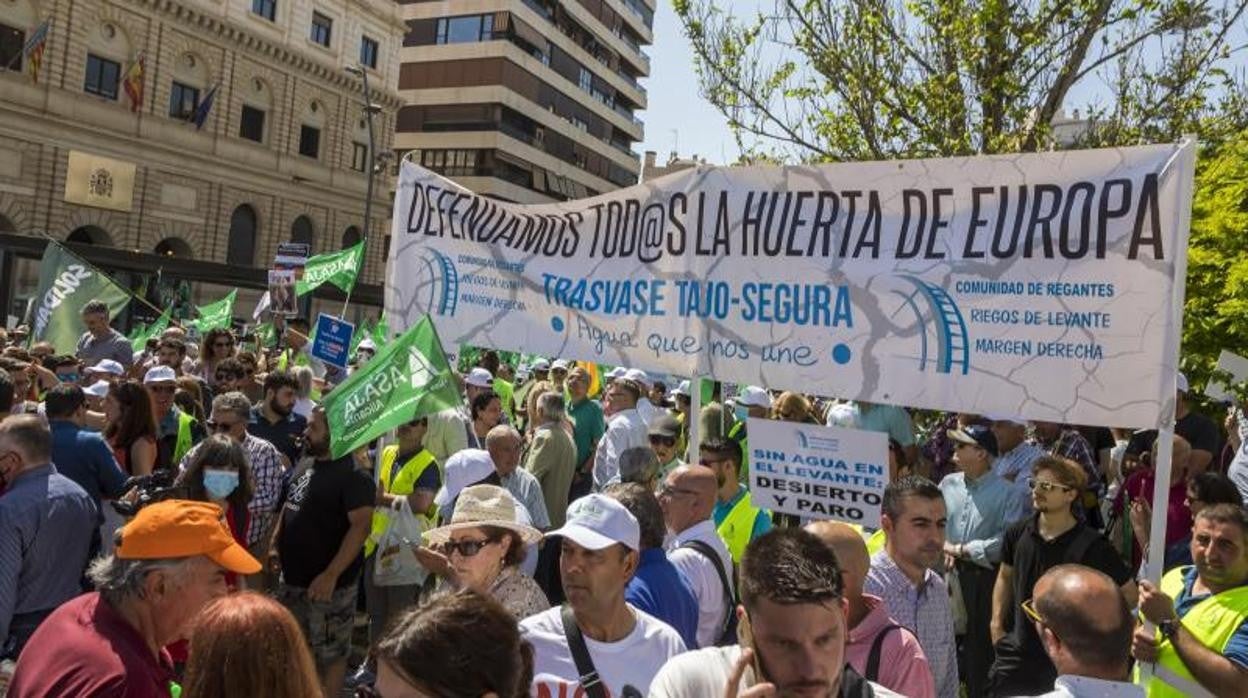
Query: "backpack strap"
681 539 736 636
865 624 901 683
1063 525 1102 566
561 605 607 698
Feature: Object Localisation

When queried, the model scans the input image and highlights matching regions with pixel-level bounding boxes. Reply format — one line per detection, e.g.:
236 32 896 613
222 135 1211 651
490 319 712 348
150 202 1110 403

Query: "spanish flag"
22 19 50 84
574 361 605 397
123 51 145 112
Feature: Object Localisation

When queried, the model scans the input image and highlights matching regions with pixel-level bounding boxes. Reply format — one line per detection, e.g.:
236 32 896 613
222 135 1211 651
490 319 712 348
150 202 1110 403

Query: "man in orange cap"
7 500 259 698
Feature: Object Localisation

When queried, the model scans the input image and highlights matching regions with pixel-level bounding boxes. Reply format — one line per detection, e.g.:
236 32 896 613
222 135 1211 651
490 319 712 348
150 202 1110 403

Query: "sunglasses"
1028 479 1075 493
149 385 176 394
206 421 239 433
649 435 676 447
443 538 496 558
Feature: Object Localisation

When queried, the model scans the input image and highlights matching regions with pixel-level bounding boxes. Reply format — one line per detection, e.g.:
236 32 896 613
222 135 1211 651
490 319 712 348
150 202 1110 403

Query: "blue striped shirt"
940 469 1027 567
0 464 97 646
866 550 959 698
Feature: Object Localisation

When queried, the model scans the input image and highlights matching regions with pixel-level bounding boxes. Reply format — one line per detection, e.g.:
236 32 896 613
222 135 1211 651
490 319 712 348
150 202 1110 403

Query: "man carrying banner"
75 300 133 366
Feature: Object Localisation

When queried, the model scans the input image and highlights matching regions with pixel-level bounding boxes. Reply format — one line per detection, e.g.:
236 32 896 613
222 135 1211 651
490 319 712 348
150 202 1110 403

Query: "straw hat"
424 484 542 546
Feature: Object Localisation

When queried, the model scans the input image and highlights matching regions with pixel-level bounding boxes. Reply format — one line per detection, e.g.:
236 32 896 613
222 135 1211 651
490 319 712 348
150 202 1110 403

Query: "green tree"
1182 129 1248 387
673 0 1247 160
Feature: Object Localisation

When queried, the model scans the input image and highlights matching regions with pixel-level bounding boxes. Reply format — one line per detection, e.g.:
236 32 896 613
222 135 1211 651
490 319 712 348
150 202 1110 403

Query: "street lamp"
344 64 381 314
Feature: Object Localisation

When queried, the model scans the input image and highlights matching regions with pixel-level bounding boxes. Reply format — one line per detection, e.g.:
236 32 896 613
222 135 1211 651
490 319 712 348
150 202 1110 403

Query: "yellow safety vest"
1136 565 1248 697
493 378 515 421
172 410 196 465
366 445 438 556
718 490 768 563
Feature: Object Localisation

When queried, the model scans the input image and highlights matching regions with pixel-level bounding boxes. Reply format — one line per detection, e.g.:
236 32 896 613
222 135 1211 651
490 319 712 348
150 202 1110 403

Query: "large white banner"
386 142 1195 429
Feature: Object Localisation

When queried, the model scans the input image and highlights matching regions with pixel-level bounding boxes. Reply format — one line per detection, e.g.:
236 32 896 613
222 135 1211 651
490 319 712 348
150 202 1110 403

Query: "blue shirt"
1175 566 1248 669
625 548 700 649
713 485 773 542
49 420 128 517
940 470 1026 568
0 464 97 645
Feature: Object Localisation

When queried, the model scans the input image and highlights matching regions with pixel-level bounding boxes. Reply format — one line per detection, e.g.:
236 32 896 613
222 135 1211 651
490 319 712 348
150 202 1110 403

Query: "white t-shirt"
520 604 686 697
666 519 734 649
650 645 903 698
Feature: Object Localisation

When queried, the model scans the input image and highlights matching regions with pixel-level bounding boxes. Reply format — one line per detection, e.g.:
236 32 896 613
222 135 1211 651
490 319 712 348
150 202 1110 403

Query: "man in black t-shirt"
275 406 375 698
987 455 1136 697
1124 373 1221 475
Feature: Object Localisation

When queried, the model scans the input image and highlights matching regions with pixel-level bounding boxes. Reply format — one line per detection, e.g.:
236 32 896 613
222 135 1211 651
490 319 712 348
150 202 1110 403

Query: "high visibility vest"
366 445 438 556
1136 565 1248 697
718 491 768 563
172 410 197 465
728 421 750 485
493 378 515 421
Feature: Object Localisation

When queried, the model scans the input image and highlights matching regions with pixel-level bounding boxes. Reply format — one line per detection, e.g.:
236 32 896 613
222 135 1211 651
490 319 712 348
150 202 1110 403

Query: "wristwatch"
1159 618 1180 640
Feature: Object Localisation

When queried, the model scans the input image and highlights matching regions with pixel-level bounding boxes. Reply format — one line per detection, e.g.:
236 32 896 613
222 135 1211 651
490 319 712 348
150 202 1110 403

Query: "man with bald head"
807 521 936 698
660 464 734 647
1029 564 1141 696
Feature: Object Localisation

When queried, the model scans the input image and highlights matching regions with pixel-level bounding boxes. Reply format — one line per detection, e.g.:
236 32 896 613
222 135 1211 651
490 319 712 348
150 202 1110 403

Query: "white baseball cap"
546 494 639 551
83 380 111 398
530 358 551 372
551 359 570 372
465 367 494 389
671 380 691 397
736 385 772 409
434 449 497 509
357 338 376 352
623 368 650 387
143 366 177 384
606 366 627 380
86 359 125 376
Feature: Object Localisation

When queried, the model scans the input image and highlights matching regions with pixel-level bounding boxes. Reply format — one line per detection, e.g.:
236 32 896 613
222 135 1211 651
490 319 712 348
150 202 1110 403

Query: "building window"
570 116 589 132
299 125 320 158
252 0 276 22
310 12 332 47
351 142 368 172
435 14 493 44
169 82 200 120
360 36 378 69
0 23 24 71
240 105 266 142
578 66 592 93
84 54 121 100
421 149 481 177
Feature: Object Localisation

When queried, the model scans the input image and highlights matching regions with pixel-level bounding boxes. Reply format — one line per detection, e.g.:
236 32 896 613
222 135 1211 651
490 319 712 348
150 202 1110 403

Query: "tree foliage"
673 0 1248 161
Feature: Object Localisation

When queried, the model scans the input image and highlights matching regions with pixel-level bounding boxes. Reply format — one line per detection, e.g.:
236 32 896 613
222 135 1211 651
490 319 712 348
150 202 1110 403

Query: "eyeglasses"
206 421 238 433
1027 479 1075 493
657 483 698 499
649 435 676 447
443 538 496 558
1022 597 1044 625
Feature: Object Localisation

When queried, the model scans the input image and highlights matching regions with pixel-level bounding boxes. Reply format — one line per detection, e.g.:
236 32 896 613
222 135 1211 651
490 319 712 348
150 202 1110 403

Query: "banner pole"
688 376 702 463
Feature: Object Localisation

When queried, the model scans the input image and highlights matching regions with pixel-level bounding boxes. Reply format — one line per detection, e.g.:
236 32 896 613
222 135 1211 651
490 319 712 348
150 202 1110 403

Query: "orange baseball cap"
117 500 261 575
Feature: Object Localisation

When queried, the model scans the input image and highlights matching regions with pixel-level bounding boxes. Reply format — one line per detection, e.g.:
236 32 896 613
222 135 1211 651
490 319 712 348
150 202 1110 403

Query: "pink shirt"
845 595 937 698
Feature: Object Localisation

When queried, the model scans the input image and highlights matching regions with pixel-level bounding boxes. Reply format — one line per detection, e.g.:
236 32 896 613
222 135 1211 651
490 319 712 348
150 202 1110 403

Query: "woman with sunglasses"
102 380 158 477
367 589 534 698
196 328 237 387
418 484 549 619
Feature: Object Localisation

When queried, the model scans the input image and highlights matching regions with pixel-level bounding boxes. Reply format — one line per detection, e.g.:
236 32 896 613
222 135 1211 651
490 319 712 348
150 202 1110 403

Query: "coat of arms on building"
88 168 114 198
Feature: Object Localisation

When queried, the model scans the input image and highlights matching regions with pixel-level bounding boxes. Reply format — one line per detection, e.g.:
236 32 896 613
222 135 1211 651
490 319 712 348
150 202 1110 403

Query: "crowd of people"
2 299 1248 697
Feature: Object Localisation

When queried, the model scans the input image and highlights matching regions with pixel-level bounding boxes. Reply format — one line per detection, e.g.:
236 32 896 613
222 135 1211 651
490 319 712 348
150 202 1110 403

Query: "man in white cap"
82 380 110 412
727 385 771 483
550 359 570 392
84 359 125 386
144 365 204 470
625 369 659 426
520 494 686 696
593 379 649 490
354 337 376 366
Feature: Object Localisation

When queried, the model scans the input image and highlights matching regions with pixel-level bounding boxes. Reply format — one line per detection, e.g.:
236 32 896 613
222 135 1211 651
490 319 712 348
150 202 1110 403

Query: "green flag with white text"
30 242 132 353
323 315 460 458
191 290 237 333
295 240 364 296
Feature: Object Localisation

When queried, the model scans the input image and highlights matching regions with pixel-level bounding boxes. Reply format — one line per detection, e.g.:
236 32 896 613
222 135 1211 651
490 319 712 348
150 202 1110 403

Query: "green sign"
323 315 460 458
191 290 237 332
295 240 364 296
128 306 173 352
30 242 131 353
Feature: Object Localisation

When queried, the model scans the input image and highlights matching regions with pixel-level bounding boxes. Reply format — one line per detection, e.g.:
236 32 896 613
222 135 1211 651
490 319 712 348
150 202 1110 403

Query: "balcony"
613 101 643 127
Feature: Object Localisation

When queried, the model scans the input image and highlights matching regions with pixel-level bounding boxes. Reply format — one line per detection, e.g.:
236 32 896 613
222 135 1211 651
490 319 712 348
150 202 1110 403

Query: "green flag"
30 242 132 353
351 319 374 355
323 316 460 458
253 322 277 350
295 241 364 296
128 307 172 352
191 290 237 333
372 311 389 347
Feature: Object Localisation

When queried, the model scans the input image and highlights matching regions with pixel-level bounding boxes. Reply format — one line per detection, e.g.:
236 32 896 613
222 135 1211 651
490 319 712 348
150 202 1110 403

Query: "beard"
270 397 292 417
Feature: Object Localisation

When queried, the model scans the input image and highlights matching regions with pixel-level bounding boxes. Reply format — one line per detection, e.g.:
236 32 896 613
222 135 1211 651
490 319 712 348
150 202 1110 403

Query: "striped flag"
123 51 145 111
191 83 218 129
23 19 50 84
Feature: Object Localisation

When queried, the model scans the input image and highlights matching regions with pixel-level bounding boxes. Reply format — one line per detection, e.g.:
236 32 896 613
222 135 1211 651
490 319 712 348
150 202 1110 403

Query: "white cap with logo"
84 380 111 398
546 493 639 551
465 367 494 388
86 359 125 376
736 385 772 409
